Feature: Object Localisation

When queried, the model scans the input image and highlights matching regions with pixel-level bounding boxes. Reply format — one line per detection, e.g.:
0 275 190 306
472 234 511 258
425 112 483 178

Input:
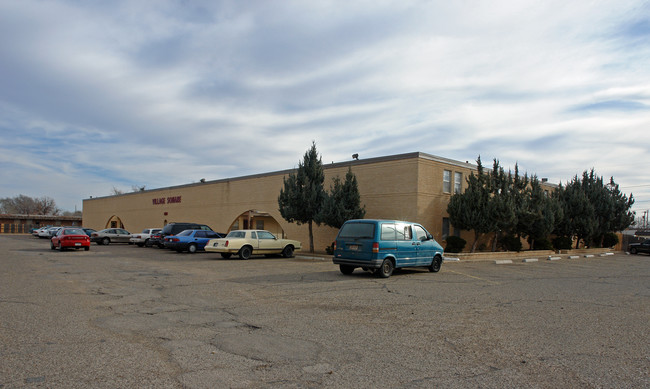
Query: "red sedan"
51 227 90 251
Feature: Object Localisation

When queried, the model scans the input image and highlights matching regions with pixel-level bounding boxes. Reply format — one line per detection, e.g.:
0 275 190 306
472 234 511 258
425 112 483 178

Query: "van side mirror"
426 234 433 241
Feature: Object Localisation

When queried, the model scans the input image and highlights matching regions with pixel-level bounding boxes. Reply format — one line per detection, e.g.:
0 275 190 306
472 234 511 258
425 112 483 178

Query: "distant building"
0 214 83 233
82 152 555 253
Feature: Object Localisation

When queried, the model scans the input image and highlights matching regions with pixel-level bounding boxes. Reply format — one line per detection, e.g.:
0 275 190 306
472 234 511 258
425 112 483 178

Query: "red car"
51 227 91 251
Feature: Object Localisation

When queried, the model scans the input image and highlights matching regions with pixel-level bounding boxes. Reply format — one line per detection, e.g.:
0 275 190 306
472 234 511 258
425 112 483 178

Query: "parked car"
91 228 132 245
51 227 90 251
628 239 650 255
147 230 165 248
332 219 444 278
33 227 50 237
160 222 213 241
164 230 225 253
130 228 162 247
39 226 61 239
205 230 301 259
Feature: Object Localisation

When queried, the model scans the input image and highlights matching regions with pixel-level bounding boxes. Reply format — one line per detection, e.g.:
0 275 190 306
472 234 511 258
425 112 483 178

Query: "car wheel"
220 253 232 259
188 244 197 254
429 255 443 273
59 242 66 251
50 242 56 250
282 246 294 258
376 258 394 278
239 246 252 260
630 248 637 254
102 237 110 245
84 246 89 251
339 264 355 275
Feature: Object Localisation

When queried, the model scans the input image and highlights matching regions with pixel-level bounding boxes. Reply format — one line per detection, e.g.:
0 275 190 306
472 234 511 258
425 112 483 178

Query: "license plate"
75 243 81 246
348 244 359 251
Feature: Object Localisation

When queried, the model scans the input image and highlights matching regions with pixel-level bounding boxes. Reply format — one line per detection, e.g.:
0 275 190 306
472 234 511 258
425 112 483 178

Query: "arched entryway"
228 210 287 238
105 215 125 229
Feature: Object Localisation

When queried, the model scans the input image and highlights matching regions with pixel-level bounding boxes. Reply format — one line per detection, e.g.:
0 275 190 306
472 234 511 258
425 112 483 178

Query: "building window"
442 218 450 240
256 220 264 230
454 172 462 194
443 170 451 193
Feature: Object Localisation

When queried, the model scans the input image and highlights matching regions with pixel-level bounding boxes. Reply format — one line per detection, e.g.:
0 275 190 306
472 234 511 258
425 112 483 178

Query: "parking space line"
446 269 501 284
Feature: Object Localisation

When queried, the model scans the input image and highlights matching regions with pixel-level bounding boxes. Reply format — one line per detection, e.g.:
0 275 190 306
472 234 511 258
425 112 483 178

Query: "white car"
130 228 162 247
32 227 49 237
38 226 61 239
205 229 301 259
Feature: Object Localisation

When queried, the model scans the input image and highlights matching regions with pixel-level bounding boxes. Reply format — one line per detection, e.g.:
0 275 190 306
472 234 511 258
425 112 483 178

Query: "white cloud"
0 0 648 213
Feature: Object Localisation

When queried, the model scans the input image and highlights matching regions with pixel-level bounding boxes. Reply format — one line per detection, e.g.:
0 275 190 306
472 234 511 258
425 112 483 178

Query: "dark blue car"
164 229 225 253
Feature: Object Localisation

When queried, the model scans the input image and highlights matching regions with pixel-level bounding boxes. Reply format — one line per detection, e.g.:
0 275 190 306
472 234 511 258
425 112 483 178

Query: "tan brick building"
82 152 482 253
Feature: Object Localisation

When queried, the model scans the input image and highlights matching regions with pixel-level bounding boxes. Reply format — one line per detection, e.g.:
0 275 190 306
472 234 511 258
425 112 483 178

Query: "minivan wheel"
429 255 442 273
339 264 355 275
377 258 394 278
239 246 252 260
630 248 637 254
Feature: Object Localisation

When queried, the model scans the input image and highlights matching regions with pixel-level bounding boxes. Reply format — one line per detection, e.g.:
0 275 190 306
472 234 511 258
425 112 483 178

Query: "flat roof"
84 151 477 202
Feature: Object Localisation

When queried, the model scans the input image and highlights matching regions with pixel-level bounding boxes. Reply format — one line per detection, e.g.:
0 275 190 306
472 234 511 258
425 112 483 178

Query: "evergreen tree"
278 142 326 253
487 159 516 251
519 176 559 249
605 177 635 234
447 157 493 252
320 167 366 229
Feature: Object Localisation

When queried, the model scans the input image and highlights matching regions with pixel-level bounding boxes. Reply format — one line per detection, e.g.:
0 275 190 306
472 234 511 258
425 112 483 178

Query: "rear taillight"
372 242 379 253
225 240 229 247
172 238 179 242
332 241 337 251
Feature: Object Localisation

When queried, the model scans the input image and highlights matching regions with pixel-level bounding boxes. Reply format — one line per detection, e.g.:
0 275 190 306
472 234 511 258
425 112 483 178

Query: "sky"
1 0 649 221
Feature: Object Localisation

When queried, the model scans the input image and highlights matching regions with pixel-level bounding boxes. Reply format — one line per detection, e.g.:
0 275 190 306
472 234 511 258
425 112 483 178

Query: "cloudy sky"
1 0 649 219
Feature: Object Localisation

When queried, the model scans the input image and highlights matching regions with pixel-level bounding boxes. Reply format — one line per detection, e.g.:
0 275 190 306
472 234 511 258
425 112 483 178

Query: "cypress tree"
278 142 326 253
320 167 366 229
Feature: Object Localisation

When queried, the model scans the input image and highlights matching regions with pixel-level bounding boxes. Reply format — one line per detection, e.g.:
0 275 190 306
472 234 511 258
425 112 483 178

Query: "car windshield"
64 228 85 235
226 231 246 238
177 230 193 236
338 223 375 239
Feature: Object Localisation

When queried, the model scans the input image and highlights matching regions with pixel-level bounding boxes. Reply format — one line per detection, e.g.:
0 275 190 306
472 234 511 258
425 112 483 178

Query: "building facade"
0 214 83 233
82 152 483 252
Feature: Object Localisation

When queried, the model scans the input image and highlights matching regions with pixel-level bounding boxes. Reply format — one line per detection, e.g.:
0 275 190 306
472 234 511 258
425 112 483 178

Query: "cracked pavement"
1 235 648 388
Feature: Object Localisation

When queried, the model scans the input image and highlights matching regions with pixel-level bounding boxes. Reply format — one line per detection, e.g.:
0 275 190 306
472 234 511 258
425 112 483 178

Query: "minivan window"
381 224 396 240
414 225 428 241
338 223 375 239
395 223 412 241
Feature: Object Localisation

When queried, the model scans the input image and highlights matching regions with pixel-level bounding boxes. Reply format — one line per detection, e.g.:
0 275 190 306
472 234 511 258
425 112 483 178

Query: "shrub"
444 236 466 253
552 236 573 250
501 235 522 252
533 238 553 250
602 232 619 248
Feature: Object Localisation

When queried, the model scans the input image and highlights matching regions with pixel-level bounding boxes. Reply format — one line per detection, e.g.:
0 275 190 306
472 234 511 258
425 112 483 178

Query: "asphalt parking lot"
1 235 648 388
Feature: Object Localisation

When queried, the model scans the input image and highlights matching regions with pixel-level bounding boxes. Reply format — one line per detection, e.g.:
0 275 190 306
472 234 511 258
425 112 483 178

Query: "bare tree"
0 195 60 215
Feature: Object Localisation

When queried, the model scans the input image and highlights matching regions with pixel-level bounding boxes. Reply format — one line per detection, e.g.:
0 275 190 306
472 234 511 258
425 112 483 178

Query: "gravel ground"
1 234 648 388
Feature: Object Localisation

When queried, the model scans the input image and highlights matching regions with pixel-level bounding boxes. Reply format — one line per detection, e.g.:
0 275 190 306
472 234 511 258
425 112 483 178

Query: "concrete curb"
522 258 538 263
495 259 513 265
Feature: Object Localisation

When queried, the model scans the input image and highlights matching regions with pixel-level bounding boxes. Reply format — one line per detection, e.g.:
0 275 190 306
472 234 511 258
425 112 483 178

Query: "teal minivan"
332 219 444 278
